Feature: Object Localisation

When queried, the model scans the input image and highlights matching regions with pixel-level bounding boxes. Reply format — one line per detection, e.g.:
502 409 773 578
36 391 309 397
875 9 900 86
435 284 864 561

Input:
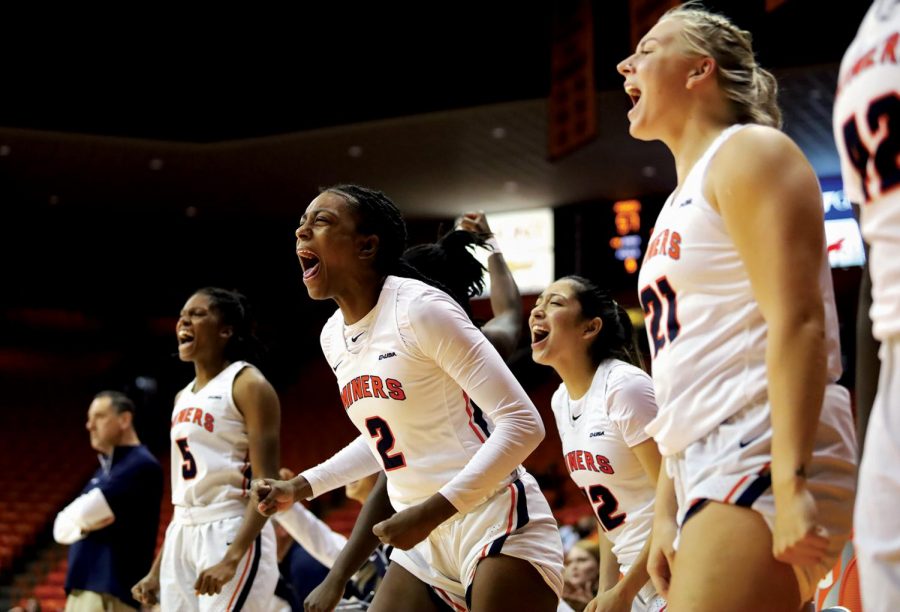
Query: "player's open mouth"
531 326 549 347
625 84 641 107
177 330 194 347
625 84 642 118
297 249 321 280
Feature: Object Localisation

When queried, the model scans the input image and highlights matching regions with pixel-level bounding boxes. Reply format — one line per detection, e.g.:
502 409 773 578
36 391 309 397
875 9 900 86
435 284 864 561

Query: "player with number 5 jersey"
834 1 900 608
132 288 282 612
621 3 857 609
531 276 666 612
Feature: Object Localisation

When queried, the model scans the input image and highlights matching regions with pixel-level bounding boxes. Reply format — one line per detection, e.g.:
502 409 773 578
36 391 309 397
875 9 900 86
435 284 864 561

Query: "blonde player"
531 276 666 612
253 185 563 612
618 3 857 610
132 287 281 611
834 1 900 608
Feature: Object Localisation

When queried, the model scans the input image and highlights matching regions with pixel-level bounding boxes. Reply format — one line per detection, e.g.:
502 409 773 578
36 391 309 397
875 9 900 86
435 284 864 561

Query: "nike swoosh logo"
351 331 365 342
739 434 761 448
572 413 581 421
332 361 342 371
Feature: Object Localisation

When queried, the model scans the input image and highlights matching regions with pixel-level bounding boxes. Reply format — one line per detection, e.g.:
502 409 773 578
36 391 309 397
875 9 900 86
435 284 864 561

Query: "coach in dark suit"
53 391 163 612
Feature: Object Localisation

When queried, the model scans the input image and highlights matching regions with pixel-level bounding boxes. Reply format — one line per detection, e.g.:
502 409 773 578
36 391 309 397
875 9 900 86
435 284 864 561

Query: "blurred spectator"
53 391 163 612
562 539 600 612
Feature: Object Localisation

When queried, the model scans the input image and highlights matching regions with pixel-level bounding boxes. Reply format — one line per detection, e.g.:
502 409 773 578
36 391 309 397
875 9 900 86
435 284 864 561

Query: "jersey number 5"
365 416 406 471
583 484 626 531
841 92 900 204
175 437 197 480
639 276 680 356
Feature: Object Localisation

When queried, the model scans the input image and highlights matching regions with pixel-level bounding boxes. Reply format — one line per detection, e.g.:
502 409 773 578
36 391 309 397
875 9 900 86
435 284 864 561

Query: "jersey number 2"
639 276 680 356
175 437 197 480
583 484 626 531
365 417 406 471
841 92 900 204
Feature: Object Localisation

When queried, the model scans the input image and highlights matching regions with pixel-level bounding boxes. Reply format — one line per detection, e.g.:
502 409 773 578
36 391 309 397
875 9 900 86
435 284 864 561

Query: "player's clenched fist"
251 478 295 516
132 572 160 606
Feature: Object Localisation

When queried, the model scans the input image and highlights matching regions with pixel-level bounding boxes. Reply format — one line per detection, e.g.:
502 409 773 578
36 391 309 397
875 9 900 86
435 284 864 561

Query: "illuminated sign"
472 208 555 295
822 188 865 268
609 199 642 274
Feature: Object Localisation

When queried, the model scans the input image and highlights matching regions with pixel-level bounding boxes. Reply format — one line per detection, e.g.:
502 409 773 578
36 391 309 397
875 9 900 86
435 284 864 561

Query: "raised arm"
457 211 523 359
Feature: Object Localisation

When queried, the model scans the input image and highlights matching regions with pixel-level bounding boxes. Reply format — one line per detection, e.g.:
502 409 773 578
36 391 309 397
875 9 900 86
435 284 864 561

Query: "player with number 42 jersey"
834 1 900 608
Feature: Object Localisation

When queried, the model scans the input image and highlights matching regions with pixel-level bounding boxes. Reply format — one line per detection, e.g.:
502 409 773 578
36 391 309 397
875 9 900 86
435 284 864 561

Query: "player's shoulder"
392 275 462 321
714 125 804 175
550 382 569 410
604 360 653 394
233 363 275 395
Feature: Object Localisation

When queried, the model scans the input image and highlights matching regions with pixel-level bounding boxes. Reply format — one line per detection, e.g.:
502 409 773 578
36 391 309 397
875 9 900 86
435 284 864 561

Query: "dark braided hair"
322 185 472 316
562 275 644 369
195 287 264 364
405 229 489 302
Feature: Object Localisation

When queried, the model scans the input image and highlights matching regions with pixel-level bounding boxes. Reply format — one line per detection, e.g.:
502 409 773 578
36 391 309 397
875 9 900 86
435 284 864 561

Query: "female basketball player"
300 210 530 612
253 185 562 612
834 1 900 607
531 276 665 612
132 287 281 610
618 4 857 610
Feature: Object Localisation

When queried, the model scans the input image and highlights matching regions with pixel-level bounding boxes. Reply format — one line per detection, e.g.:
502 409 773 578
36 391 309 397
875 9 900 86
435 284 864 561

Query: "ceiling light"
491 127 507 140
348 145 363 158
149 158 164 171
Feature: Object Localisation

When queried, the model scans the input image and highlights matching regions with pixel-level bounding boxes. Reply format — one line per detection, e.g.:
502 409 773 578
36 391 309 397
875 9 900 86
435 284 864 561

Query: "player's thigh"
668 501 801 612
469 554 558 612
369 563 443 612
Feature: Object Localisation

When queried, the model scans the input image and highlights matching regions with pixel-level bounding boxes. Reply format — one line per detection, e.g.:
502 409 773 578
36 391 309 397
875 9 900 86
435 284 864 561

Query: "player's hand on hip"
195 558 239 596
648 514 677 599
773 482 829 566
131 572 160 605
251 478 294 516
304 573 345 612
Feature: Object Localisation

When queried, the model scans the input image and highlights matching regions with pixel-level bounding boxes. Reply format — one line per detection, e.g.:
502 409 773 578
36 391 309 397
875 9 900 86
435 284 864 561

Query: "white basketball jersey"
550 360 656 573
637 125 844 456
171 361 253 512
319 276 523 512
834 0 900 341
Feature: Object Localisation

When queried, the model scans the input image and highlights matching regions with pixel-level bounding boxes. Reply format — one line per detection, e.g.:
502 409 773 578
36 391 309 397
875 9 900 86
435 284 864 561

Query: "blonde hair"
661 1 782 129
